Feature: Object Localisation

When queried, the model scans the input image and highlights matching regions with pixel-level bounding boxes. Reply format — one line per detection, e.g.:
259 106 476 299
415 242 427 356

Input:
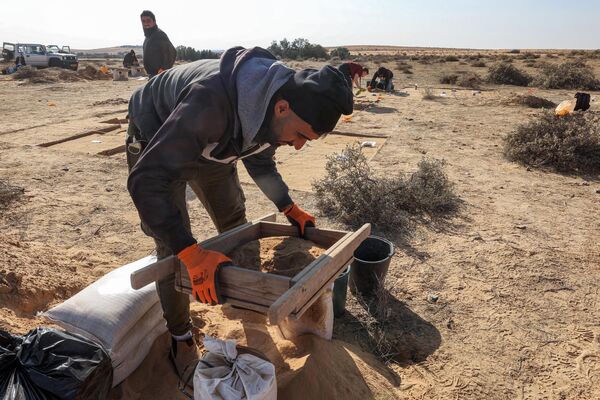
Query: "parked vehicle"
2 42 78 70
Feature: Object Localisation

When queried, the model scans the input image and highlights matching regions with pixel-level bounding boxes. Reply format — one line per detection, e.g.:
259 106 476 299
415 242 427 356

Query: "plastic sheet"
0 327 112 400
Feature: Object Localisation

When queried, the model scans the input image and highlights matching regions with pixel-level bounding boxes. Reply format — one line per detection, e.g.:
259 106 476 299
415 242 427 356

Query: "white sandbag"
111 301 167 386
194 336 277 400
278 284 334 340
44 256 160 350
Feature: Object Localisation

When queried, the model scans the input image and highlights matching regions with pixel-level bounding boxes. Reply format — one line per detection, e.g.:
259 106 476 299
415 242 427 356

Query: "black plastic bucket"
332 266 350 318
349 236 394 297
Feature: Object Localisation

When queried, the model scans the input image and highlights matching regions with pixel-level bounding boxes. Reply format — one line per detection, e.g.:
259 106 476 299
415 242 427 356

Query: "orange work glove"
283 203 316 237
177 244 232 305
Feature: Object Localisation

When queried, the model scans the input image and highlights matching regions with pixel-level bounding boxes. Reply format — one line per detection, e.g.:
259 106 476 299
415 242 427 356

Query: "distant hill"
74 46 144 57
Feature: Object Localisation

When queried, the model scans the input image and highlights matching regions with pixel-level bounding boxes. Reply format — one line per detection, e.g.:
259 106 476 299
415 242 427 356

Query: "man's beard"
257 126 281 147
143 25 157 37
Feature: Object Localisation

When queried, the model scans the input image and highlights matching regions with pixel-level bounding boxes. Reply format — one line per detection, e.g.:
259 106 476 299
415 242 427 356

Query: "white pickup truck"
2 42 78 70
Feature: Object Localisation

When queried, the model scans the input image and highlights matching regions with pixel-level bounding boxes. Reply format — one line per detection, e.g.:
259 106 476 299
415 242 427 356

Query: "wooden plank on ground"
38 125 121 147
329 130 389 139
268 223 371 324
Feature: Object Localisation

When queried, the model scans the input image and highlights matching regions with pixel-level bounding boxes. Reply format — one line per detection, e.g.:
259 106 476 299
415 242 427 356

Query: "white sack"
194 336 277 400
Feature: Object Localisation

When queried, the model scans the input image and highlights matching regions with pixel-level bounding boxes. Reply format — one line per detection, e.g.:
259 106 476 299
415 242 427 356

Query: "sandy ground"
1 53 600 399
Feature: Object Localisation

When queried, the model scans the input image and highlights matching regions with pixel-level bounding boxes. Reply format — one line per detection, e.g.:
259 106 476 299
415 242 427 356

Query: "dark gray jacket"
128 47 294 253
142 26 176 76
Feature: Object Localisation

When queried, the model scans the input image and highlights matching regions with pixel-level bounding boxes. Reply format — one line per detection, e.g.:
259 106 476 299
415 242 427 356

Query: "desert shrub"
508 49 521 54
487 62 531 86
534 61 600 90
472 61 487 67
504 112 600 173
445 55 459 62
0 180 24 209
440 74 459 84
545 53 558 59
313 145 459 233
330 47 351 59
457 72 482 88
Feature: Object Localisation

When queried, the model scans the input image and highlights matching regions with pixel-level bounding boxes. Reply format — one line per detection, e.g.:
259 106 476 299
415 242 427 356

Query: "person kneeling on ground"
126 46 353 380
338 62 369 89
368 66 394 92
123 49 139 69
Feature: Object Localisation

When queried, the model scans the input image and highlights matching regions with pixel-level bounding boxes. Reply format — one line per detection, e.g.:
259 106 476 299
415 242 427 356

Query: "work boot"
169 335 201 387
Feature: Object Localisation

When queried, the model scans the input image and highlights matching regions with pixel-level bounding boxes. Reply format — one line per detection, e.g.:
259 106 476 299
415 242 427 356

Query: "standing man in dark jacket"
126 46 353 377
140 10 176 77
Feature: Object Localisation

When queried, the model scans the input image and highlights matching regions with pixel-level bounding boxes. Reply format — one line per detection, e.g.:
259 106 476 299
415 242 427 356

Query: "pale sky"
2 0 599 50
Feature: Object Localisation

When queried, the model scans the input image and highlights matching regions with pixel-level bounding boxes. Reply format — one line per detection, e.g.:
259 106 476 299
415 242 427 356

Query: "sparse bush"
445 55 459 62
534 61 600 90
487 62 531 86
330 47 351 60
504 112 600 173
457 72 482 88
440 74 459 84
313 145 459 233
472 61 487 67
508 49 521 54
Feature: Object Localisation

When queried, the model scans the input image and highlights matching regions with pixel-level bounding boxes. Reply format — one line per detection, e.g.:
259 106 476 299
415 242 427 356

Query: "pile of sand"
12 65 111 84
110 237 399 399
228 236 325 277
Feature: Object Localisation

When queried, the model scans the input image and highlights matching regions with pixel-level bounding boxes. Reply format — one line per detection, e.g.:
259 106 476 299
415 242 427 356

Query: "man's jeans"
126 123 247 335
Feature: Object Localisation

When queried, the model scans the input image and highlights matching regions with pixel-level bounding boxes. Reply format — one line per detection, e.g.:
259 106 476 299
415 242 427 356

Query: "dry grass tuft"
312 145 459 234
504 111 600 173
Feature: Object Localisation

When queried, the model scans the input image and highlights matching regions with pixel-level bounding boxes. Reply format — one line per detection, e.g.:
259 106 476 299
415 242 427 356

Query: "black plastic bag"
0 327 112 400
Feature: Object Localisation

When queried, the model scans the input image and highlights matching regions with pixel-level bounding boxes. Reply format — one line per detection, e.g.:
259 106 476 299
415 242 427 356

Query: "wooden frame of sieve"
130 213 371 324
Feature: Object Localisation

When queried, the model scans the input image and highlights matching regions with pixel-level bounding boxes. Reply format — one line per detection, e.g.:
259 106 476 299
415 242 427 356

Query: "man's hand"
177 244 231 305
283 203 316 237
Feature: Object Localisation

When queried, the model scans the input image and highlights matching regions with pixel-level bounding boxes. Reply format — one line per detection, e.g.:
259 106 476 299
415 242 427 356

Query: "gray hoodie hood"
236 57 295 150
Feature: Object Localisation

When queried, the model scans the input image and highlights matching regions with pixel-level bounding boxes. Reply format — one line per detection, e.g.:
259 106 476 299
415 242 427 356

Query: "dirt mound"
228 237 325 277
0 235 94 317
13 65 111 84
92 98 129 107
502 94 557 109
78 65 111 81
